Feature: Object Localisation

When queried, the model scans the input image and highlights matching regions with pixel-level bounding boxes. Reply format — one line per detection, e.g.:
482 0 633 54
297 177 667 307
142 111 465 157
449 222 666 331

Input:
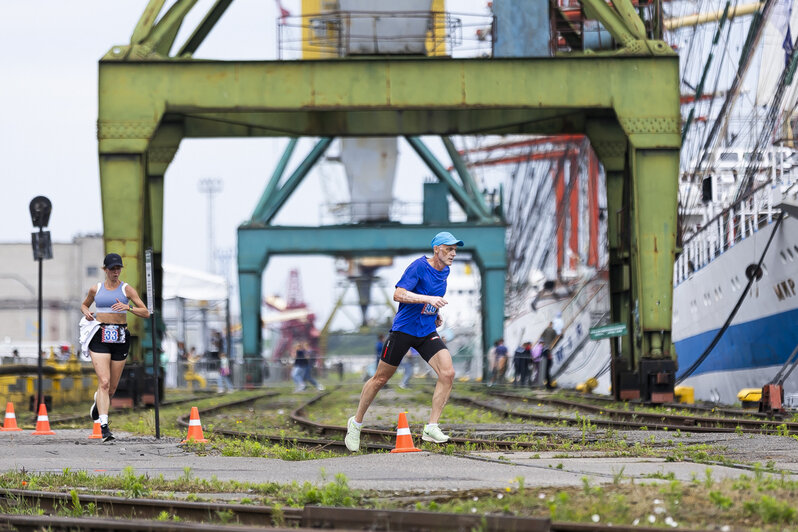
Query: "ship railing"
675 179 778 285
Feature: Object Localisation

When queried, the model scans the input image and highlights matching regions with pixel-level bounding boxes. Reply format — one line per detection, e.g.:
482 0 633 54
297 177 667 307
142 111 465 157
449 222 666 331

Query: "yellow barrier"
674 385 695 404
0 349 97 409
737 387 762 409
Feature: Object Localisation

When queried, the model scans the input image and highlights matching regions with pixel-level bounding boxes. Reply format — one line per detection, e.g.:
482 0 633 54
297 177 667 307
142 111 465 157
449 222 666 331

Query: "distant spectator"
530 341 544 386
539 322 559 390
291 342 308 392
305 346 324 391
11 349 21 363
489 339 508 386
218 353 234 393
292 342 324 392
513 342 532 386
208 331 222 362
400 347 418 389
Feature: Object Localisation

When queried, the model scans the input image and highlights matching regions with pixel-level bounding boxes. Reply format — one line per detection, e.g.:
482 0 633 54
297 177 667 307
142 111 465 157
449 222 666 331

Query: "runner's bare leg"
90 352 112 415
355 361 398 423
427 349 455 424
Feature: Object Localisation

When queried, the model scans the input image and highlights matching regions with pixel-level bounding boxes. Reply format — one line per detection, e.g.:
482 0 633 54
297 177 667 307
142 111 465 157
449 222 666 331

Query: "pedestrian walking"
218 352 234 392
489 339 508 386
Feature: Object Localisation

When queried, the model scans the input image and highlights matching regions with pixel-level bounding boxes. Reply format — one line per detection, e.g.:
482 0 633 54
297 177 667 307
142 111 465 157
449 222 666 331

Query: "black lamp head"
29 196 52 229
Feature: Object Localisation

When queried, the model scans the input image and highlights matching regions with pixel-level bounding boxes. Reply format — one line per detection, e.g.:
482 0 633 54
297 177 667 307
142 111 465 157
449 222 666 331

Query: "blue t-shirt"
392 256 449 337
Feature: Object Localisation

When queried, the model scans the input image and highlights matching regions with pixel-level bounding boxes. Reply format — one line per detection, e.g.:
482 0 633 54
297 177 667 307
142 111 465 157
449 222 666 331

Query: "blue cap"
431 231 464 248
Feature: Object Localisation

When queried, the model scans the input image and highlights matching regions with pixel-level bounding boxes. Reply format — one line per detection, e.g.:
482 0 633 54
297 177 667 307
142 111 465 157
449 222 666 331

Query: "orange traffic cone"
31 403 55 435
1 402 22 432
390 412 422 453
182 407 208 443
88 420 102 439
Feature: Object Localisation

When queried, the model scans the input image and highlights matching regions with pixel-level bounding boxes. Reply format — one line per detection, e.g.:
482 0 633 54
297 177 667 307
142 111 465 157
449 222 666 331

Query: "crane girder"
98 9 681 399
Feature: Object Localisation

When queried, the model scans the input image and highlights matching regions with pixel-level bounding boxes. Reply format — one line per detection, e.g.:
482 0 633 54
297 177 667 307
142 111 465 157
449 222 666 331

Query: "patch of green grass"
217 436 338 460
743 495 796 524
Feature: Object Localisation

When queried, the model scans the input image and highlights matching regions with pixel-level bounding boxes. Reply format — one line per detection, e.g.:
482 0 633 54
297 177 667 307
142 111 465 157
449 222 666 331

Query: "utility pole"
216 247 235 386
29 196 53 415
197 178 223 273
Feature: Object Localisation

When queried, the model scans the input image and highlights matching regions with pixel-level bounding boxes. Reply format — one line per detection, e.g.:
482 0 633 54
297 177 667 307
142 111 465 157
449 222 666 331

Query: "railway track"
182 389 579 452
287 390 606 450
0 488 704 532
177 388 393 452
478 388 797 434
49 390 226 425
523 387 780 419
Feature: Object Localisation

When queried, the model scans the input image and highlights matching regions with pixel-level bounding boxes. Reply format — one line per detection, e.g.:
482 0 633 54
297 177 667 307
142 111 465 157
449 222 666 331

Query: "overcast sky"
0 1 488 331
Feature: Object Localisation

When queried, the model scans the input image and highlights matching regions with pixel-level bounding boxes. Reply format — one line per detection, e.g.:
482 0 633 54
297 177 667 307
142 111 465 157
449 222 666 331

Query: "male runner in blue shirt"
345 231 463 451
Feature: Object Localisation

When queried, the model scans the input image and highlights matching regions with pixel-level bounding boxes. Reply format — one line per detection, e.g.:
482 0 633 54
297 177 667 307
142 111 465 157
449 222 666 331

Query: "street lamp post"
29 196 53 413
198 178 223 273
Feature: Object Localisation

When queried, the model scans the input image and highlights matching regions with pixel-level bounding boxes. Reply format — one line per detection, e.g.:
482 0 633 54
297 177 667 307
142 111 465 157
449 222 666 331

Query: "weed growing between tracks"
100 389 271 438
407 464 798 530
3 464 798 529
216 436 339 460
0 467 364 508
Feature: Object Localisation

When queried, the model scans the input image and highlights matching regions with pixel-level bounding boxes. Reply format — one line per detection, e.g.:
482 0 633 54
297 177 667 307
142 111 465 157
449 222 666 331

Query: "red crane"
263 269 319 362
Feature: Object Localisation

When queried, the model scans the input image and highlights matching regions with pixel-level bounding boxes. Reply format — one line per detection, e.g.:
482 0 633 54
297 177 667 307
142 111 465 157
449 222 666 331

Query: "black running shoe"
101 424 114 442
90 392 99 422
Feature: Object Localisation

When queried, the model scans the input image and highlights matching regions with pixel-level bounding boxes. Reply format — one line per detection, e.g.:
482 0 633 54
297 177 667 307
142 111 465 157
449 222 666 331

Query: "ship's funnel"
340 137 398 222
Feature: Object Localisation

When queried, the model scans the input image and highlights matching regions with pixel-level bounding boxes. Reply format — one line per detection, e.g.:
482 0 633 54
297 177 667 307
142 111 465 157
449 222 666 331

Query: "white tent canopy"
163 263 227 301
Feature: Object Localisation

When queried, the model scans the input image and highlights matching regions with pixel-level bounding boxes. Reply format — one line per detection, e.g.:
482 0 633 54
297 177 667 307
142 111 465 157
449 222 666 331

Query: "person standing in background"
539 322 559 389
489 339 508 386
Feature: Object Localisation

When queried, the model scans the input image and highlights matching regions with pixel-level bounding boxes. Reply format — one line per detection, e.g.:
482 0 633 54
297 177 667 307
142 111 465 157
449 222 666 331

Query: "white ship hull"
505 274 612 393
673 204 798 404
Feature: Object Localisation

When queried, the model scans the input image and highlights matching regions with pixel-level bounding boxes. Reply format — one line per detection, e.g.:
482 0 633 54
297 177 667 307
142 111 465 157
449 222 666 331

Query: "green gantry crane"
98 0 681 401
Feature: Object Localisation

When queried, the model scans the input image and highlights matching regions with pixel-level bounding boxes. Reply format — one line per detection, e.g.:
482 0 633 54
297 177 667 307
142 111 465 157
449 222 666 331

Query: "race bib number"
101 325 126 344
421 303 439 316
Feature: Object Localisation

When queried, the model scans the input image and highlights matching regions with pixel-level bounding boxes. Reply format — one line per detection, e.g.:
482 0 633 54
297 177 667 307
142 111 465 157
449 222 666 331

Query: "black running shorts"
380 330 447 367
88 327 130 361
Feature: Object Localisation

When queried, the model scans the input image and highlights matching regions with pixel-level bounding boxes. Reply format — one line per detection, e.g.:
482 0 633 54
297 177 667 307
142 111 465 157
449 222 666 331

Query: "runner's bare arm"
122 285 151 319
81 286 97 320
393 287 447 308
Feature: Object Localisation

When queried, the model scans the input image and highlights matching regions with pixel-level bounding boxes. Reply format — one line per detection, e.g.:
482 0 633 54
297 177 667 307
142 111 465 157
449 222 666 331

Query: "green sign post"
589 322 628 340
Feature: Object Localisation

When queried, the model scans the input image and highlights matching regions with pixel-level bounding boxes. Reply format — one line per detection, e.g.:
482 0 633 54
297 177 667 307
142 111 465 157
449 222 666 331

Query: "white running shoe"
422 424 449 443
344 416 361 452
